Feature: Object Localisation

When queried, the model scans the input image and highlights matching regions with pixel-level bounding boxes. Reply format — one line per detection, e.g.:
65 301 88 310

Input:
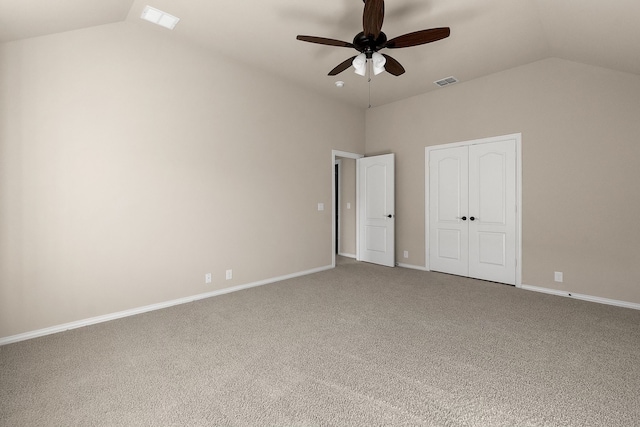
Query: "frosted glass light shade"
372 52 386 75
352 53 367 76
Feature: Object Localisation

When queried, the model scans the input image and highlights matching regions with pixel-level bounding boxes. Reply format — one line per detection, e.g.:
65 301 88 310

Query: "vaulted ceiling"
1 0 639 108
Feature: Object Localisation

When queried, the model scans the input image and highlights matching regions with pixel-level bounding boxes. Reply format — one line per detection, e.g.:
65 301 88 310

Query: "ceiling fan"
296 0 450 77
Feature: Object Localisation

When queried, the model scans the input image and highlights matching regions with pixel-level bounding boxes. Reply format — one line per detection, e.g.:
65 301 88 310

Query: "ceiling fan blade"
296 35 354 48
381 54 405 76
385 27 450 49
363 0 385 38
328 56 357 76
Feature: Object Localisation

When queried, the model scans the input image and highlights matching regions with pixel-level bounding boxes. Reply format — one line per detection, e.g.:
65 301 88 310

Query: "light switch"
318 203 324 211
347 202 351 209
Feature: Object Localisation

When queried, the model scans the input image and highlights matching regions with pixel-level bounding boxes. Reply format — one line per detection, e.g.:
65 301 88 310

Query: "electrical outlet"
205 273 212 284
554 271 563 282
225 269 233 280
403 250 409 259
317 203 324 211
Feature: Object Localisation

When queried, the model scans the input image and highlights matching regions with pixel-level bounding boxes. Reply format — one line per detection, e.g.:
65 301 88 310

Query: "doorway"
331 150 363 268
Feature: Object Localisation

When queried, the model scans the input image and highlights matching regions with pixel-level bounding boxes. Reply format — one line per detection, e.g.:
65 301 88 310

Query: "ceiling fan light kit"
296 0 450 78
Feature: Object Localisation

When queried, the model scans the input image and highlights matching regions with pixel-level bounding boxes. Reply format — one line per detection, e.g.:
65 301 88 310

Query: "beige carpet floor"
1 257 639 426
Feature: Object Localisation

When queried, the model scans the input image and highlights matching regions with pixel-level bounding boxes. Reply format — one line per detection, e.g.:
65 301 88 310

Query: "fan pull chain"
368 59 372 109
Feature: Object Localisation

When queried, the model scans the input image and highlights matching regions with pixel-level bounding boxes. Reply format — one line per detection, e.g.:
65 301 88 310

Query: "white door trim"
425 133 522 287
335 158 342 257
332 150 364 268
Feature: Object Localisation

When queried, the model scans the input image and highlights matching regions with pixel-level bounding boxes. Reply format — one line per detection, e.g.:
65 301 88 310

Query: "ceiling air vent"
434 76 458 87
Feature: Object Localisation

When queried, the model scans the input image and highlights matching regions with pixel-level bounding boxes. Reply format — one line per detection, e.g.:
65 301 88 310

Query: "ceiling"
2 0 639 108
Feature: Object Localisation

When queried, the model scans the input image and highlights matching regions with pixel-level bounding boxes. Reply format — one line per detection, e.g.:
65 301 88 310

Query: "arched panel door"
358 154 395 267
428 138 517 285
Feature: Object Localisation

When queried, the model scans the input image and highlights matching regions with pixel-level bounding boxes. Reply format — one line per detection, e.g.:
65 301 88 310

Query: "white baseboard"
521 284 640 311
4 268 638 346
0 264 333 346
397 262 429 271
338 252 356 259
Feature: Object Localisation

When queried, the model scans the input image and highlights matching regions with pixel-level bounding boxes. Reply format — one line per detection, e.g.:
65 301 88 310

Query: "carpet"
1 257 639 426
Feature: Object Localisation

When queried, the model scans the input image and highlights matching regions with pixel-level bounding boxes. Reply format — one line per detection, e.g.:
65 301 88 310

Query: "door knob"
386 214 393 218
456 216 467 221
470 216 476 221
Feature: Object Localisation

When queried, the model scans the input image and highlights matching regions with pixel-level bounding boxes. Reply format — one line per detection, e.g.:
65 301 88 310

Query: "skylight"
141 6 180 30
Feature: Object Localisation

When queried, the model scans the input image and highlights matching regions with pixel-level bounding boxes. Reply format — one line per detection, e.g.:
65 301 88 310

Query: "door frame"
332 150 364 268
424 133 523 287
335 159 342 255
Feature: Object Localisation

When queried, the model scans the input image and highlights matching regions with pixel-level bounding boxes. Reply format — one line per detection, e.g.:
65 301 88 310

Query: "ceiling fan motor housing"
353 31 387 57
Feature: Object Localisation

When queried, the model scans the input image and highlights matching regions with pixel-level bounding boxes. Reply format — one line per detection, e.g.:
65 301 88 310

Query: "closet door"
468 140 517 285
428 146 469 276
428 138 517 285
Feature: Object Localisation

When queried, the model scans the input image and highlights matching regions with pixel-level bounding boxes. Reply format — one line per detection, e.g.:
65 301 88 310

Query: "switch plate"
554 271 563 282
317 203 324 211
226 269 233 280
347 202 351 209
205 273 212 284
403 251 409 258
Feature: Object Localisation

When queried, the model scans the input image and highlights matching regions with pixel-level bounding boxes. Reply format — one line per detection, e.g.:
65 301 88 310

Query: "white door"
468 140 516 284
358 154 395 267
428 146 469 276
428 139 517 285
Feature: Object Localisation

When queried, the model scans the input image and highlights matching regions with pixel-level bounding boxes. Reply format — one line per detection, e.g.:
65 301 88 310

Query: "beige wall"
338 158 357 256
365 58 640 304
3 26 639 340
0 22 365 338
